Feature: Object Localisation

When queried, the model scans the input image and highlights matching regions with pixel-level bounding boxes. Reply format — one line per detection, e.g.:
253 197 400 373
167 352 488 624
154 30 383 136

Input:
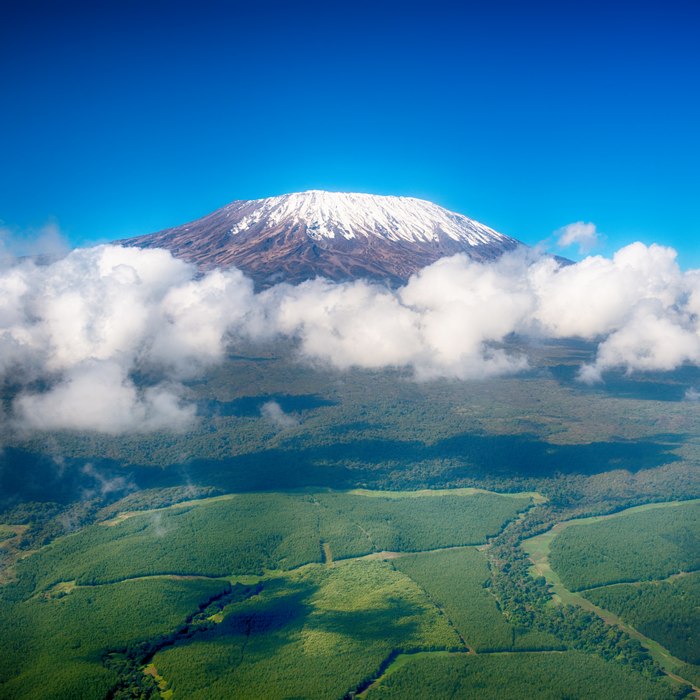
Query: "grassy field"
393 548 563 651
363 650 679 699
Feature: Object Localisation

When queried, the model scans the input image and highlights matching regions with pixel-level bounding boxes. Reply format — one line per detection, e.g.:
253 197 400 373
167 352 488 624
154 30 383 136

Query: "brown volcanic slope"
120 190 523 287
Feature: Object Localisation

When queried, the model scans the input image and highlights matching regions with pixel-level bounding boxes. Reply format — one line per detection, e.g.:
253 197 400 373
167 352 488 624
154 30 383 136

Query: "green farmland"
2 346 700 698
0 488 541 699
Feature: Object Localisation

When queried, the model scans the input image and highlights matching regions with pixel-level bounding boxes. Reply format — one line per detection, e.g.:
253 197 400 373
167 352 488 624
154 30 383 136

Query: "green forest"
585 573 700 665
1 345 699 698
549 502 700 590
364 651 679 699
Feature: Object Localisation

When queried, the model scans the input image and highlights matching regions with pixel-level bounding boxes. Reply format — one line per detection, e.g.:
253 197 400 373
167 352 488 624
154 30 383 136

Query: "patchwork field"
10 488 531 594
0 487 538 699
153 559 459 699
0 576 229 700
2 349 700 698
585 572 700 665
393 548 562 652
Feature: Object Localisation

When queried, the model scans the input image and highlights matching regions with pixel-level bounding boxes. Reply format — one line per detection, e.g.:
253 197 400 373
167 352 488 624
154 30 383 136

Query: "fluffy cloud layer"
2 246 253 433
1 241 699 433
556 221 601 253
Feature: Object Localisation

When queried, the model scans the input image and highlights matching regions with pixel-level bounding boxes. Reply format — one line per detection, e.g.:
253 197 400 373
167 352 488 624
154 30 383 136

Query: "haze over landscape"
1 2 700 699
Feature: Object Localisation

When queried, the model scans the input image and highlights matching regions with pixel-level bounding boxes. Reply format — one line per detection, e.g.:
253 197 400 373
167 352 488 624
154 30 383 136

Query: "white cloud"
529 243 684 339
1 245 238 433
254 252 537 380
556 221 600 253
254 243 699 382
685 388 700 401
2 239 700 435
15 360 196 434
260 279 424 370
580 303 700 380
253 242 700 382
260 401 298 430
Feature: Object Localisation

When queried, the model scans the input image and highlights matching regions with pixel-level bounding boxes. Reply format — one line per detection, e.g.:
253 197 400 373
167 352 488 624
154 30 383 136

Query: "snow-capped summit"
225 190 510 246
122 190 523 286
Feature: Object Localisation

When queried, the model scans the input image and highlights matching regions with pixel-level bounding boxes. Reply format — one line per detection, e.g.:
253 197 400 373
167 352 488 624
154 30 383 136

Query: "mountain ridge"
120 190 523 287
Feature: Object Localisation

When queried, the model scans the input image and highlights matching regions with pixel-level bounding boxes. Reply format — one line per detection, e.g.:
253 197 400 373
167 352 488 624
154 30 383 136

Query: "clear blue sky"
2 0 699 265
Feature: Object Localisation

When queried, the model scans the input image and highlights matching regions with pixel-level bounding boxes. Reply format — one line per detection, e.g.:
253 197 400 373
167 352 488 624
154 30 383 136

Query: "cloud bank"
1 240 699 433
1 245 253 433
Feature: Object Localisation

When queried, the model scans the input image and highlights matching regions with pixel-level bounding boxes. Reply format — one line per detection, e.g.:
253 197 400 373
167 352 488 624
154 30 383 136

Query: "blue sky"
2 0 699 266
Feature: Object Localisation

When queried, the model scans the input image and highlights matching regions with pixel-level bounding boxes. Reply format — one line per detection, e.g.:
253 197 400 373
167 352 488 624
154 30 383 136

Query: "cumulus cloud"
556 221 601 253
530 243 684 338
1 245 251 433
260 401 299 430
15 361 196 434
255 252 537 380
2 240 700 435
579 303 700 383
256 242 700 383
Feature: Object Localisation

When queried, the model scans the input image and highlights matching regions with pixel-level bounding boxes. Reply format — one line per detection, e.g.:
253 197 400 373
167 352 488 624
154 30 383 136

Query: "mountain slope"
121 190 523 286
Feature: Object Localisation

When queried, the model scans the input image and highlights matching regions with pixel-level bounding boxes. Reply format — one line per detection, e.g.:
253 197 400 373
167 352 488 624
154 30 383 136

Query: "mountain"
121 190 523 286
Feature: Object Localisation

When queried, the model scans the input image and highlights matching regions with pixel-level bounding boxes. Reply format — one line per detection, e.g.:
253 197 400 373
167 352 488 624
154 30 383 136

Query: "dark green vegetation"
1 340 699 697
393 548 562 652
0 489 532 698
549 501 700 591
4 340 700 520
585 573 700 665
0 577 228 700
364 651 678 699
8 489 527 595
534 501 700 694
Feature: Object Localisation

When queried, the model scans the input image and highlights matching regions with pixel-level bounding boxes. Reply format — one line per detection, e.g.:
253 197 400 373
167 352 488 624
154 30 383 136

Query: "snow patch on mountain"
226 190 508 245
